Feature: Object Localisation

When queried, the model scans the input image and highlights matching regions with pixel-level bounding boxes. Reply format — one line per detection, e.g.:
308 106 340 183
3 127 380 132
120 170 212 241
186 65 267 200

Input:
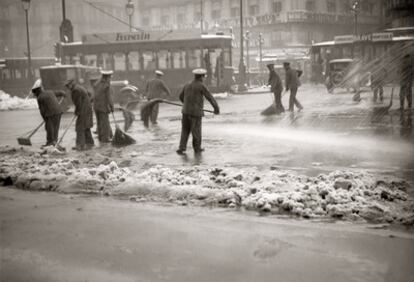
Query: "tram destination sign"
82 31 203 44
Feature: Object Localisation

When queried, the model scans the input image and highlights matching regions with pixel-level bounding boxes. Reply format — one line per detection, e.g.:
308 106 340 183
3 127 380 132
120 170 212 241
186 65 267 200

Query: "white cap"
100 70 113 75
155 70 164 76
192 68 207 75
31 79 42 90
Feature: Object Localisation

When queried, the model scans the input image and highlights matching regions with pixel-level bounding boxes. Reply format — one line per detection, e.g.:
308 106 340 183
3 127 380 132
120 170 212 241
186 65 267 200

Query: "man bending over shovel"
32 79 65 147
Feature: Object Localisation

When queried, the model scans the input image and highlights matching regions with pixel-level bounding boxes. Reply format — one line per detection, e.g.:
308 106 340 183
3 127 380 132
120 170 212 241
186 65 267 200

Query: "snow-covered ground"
0 90 38 111
0 84 413 226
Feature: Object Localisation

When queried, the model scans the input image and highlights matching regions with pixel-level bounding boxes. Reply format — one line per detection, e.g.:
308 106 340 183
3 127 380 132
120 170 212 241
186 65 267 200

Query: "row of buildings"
0 0 413 65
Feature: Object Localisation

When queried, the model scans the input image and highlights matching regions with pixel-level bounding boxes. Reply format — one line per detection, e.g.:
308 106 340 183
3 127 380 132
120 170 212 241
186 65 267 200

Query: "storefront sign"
334 35 355 44
372 32 393 42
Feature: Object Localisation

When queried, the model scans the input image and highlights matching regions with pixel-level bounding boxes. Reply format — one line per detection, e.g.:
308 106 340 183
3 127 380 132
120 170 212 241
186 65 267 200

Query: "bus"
0 57 56 97
57 30 234 97
310 32 414 93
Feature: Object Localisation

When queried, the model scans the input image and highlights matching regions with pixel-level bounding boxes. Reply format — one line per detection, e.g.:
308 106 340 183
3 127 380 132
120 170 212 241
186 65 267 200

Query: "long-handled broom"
111 112 136 147
140 98 214 127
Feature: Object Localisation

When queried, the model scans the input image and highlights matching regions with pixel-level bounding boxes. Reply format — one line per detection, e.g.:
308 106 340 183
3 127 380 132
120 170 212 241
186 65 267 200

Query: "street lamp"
21 0 32 81
125 0 134 32
245 30 250 86
238 0 247 91
352 1 359 37
258 33 264 83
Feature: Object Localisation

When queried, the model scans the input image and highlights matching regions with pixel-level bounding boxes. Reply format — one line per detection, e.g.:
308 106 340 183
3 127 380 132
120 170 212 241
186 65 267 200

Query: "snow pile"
0 90 38 111
0 146 413 225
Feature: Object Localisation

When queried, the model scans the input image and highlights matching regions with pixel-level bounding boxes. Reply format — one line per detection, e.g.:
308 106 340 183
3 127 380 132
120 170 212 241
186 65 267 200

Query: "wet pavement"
1 84 413 182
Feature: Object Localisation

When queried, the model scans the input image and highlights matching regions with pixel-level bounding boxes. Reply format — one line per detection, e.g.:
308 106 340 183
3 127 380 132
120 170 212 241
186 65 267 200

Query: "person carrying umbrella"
65 79 94 151
145 70 171 125
31 79 65 147
176 68 220 155
93 70 114 143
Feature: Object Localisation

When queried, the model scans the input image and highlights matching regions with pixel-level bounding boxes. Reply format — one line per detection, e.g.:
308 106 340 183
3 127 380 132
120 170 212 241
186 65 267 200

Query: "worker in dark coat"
400 54 413 111
145 70 171 125
284 62 303 112
371 60 387 102
267 63 285 113
31 79 65 147
65 80 94 151
176 68 220 155
93 70 114 143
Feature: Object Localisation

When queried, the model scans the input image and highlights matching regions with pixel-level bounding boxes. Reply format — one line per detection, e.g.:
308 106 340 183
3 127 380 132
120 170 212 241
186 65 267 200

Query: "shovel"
17 96 65 146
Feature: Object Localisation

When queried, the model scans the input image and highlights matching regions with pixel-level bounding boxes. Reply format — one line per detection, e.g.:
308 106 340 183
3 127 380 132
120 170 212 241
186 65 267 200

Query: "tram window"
1 69 11 80
188 49 201 68
15 69 22 79
223 48 231 65
143 51 156 70
85 54 97 67
114 52 126 71
172 51 185 69
128 51 140 70
101 53 114 70
343 46 352 58
158 50 171 69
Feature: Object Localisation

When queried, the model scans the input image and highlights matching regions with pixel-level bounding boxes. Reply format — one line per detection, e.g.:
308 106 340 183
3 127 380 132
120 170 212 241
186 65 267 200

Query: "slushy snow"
0 90 38 111
0 145 413 226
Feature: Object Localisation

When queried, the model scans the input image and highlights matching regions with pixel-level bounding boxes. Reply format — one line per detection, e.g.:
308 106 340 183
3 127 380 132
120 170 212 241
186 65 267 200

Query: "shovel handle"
56 115 76 147
161 99 215 114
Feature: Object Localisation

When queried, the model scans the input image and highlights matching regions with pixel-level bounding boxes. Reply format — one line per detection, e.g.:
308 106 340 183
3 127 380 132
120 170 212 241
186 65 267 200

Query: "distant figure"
145 70 171 125
284 62 303 112
65 79 94 151
267 63 285 113
31 79 65 147
176 68 220 155
371 60 387 102
400 54 413 112
93 70 114 143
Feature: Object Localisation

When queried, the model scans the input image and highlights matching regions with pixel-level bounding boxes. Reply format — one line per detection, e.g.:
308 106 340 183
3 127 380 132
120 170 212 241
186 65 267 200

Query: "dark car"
325 59 369 94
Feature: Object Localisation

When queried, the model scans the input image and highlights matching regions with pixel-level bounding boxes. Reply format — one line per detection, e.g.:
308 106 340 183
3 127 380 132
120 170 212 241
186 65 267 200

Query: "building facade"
0 0 135 58
384 0 414 29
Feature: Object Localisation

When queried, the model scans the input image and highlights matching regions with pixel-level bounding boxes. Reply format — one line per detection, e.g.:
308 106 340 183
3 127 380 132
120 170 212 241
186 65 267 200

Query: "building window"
249 0 259 16
161 15 170 26
272 1 282 13
211 1 221 19
305 0 316 11
177 6 187 25
327 0 336 13
271 30 282 44
230 0 239 17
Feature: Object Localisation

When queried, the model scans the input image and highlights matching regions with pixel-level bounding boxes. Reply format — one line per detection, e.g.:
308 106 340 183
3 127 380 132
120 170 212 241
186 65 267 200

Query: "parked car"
325 59 369 94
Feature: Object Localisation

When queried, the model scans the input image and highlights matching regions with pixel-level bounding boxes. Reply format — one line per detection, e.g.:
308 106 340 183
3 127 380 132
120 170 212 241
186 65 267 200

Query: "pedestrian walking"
176 69 220 155
65 79 94 151
267 63 285 113
145 70 171 125
284 62 303 112
400 54 413 112
371 60 387 102
31 79 65 147
93 70 114 143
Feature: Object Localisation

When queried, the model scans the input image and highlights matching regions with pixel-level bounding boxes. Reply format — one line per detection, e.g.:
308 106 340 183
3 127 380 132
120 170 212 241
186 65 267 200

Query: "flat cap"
155 70 164 76
192 68 207 75
283 62 290 66
31 79 42 90
64 78 75 86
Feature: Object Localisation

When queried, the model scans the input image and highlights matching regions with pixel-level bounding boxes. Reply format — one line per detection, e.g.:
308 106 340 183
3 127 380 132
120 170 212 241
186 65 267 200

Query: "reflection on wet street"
1 85 413 181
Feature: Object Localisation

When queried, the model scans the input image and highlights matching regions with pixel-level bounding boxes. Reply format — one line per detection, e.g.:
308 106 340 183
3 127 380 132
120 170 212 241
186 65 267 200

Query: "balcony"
386 0 414 11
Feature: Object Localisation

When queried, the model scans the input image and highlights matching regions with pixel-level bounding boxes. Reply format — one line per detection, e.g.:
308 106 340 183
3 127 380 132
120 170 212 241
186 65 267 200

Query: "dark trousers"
288 87 303 111
373 85 384 102
76 128 94 149
95 111 113 142
44 114 61 145
179 114 202 152
273 89 285 112
150 103 159 124
400 81 412 110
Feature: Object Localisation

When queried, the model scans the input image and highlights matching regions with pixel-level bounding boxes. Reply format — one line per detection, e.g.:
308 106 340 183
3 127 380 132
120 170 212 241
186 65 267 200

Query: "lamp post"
21 0 32 81
200 0 204 34
352 1 359 37
245 30 250 86
125 0 134 32
258 32 264 84
238 0 247 91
